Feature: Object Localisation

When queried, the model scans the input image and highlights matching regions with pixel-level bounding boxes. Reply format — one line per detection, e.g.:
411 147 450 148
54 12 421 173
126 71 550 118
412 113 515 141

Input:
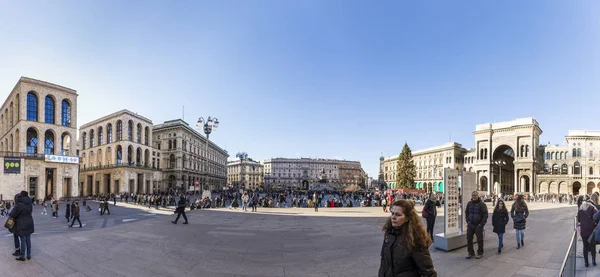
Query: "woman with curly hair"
378 199 437 277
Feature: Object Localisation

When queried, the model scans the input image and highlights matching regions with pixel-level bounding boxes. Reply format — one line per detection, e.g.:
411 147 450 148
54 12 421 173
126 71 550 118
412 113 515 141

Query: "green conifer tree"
396 143 416 189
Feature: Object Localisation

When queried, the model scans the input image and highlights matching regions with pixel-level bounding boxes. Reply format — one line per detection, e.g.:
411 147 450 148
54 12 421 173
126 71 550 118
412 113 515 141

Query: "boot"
517 244 521 249
593 256 597 266
521 239 524 247
12 249 20 256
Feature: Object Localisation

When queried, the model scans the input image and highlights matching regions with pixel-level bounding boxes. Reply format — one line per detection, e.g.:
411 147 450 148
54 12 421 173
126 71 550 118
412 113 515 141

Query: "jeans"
174 211 188 223
497 233 504 249
19 234 31 258
516 229 525 244
70 216 82 227
42 207 47 214
242 202 247 211
13 233 20 249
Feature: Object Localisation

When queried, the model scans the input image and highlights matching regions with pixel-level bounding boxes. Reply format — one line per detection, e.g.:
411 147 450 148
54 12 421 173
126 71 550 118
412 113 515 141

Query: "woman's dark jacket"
578 204 597 237
510 202 529 230
491 209 509 234
378 225 437 277
9 196 34 236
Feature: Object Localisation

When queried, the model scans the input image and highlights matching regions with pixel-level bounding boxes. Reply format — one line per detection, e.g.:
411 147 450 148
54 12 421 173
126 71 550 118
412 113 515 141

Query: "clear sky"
1 1 599 177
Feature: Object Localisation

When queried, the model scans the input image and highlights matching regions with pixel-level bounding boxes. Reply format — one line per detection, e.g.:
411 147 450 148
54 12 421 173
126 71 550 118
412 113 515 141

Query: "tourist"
511 194 529 249
251 193 258 212
40 200 47 215
465 190 488 259
579 199 597 267
382 198 387 213
51 200 58 218
241 191 249 212
65 200 72 223
69 202 83 228
378 199 437 277
102 198 111 215
492 199 509 254
172 195 188 224
313 193 319 212
10 191 34 261
423 193 440 240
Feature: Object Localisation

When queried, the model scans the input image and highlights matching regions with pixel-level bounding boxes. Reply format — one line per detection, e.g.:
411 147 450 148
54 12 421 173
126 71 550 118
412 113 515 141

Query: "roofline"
152 119 229 156
18 77 78 95
80 109 153 129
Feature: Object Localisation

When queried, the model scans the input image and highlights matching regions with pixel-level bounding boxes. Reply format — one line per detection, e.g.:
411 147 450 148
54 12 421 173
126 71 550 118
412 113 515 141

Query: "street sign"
4 157 21 174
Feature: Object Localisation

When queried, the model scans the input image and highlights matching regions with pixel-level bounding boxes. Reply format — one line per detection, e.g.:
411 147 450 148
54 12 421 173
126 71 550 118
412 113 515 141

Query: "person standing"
102 198 111 215
423 193 440 240
69 202 83 228
465 191 488 259
579 200 597 267
241 191 249 212
10 191 34 261
313 193 319 212
492 199 509 254
51 200 58 218
251 193 258 212
511 194 529 249
172 196 188 224
378 199 437 277
65 201 72 224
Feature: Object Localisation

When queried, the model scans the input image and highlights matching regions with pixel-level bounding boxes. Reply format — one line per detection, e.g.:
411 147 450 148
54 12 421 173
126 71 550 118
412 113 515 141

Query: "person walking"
10 191 34 261
102 198 111 215
9 194 21 257
465 191 488 259
69 202 83 228
65 201 72 224
51 200 58 218
579 199 597 267
41 200 47 215
492 199 509 254
511 194 529 249
423 193 440 240
378 199 437 277
172 196 188 224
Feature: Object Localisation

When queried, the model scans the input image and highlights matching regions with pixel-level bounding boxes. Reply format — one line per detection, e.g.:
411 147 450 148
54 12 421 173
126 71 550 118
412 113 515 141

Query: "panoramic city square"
1 1 600 277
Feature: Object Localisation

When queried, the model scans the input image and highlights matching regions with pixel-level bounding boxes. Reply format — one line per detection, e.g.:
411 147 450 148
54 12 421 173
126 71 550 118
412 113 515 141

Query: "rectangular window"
591 151 594 158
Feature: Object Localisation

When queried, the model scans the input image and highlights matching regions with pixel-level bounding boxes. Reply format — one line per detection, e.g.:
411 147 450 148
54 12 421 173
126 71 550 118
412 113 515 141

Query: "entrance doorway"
104 174 111 195
129 179 135 194
114 180 120 194
63 178 72 197
87 176 93 196
146 180 150 194
573 182 582 195
29 177 37 201
492 145 515 195
79 182 84 197
137 174 143 194
45 168 55 199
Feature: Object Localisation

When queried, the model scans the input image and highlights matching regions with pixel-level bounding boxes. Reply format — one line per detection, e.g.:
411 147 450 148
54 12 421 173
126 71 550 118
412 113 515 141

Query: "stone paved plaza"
0 201 582 277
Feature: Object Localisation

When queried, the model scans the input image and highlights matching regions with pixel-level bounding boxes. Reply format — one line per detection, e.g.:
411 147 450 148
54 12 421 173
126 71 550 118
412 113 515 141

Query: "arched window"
484 149 487 159
106 147 112 164
573 148 577 157
44 130 54 155
521 145 525 157
168 140 172 150
145 149 150 166
574 161 581 175
170 154 175 169
44 96 55 124
552 164 559 174
82 132 87 150
590 167 594 175
144 127 149 146
98 127 103 146
116 120 123 141
61 133 70 155
107 123 113 143
136 123 142 144
26 92 38 121
136 147 141 165
560 152 564 160
173 139 177 149
26 128 38 154
543 164 549 172
98 149 103 166
61 100 71 126
116 145 123 165
89 129 95 148
561 164 568 174
127 145 133 164
89 151 94 167
546 152 550 160
127 120 133 141
578 148 582 157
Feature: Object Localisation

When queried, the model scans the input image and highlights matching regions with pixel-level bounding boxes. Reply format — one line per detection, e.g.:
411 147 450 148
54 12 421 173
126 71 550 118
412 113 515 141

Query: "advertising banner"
443 168 459 235
44 154 79 164
4 157 21 174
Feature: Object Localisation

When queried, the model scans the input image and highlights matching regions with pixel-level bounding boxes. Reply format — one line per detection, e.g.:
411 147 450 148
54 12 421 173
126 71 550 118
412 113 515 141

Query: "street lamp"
494 159 507 196
196 116 219 196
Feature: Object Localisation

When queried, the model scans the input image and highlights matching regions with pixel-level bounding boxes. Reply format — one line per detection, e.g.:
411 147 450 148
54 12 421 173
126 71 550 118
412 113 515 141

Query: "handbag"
4 217 14 230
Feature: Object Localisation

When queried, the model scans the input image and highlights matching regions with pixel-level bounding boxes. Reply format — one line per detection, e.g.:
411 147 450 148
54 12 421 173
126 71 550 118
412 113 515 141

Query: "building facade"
0 77 79 201
263 158 365 190
78 110 161 196
227 158 264 190
152 119 228 192
380 117 600 196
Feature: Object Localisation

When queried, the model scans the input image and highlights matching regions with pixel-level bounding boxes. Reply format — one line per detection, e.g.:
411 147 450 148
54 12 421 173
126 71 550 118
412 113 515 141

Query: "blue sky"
1 1 599 177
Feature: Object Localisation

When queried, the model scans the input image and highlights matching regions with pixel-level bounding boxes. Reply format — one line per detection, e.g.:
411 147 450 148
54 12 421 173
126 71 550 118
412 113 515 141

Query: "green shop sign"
4 157 21 174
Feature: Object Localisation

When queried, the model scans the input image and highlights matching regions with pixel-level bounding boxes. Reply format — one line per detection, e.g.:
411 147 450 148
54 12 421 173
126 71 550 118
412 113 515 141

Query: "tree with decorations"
396 143 416 189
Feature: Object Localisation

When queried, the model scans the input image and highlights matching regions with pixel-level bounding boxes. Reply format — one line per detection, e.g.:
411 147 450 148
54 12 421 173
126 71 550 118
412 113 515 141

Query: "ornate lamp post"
196 116 219 196
494 159 507 196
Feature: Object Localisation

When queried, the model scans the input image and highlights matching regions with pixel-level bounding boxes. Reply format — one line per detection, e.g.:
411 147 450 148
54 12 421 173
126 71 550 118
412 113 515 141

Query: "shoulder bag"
4 216 14 230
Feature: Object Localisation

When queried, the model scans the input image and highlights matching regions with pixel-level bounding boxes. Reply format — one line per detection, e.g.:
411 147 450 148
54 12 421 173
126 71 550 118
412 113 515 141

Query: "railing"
80 163 160 172
559 216 578 277
0 151 46 160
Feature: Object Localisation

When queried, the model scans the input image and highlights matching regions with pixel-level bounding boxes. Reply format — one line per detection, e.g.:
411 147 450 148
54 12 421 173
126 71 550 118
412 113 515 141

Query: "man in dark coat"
65 201 72 223
9 191 34 261
172 196 188 224
10 194 21 257
465 191 488 259
69 202 82 228
423 193 440 240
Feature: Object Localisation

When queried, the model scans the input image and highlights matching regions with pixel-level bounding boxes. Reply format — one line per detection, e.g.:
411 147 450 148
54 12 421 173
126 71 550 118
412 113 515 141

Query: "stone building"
78 110 161 196
0 77 79 201
263 158 365 190
227 158 264 190
152 119 228 192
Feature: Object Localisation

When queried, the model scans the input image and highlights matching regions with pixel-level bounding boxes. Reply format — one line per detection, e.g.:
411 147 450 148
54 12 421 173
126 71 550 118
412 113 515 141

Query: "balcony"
80 162 159 172
0 151 48 160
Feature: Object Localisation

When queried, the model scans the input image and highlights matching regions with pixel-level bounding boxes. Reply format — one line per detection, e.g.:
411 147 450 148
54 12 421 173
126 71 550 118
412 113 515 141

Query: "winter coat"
465 200 488 226
9 196 34 236
511 203 529 230
423 199 438 219
51 203 58 212
72 205 80 217
242 194 249 203
378 225 437 277
491 209 509 234
65 203 71 215
593 210 600 242
579 204 598 237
